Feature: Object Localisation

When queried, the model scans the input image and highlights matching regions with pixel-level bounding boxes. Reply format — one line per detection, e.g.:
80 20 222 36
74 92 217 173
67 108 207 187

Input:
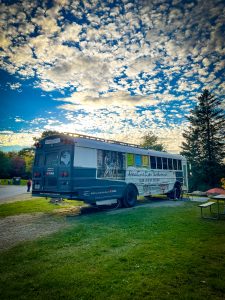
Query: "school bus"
32 133 188 207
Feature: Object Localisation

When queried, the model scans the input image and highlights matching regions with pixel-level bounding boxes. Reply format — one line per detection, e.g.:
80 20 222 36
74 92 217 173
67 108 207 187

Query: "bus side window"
135 155 142 167
150 156 156 169
127 153 135 166
163 157 168 169
142 155 149 167
168 158 173 170
156 157 162 169
178 160 182 170
173 159 178 170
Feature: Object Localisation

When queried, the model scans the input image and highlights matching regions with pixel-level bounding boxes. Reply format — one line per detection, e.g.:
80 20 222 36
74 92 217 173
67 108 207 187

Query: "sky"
0 0 224 153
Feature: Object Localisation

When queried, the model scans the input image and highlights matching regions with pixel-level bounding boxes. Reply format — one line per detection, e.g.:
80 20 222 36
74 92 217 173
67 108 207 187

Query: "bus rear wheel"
122 184 138 208
171 182 182 200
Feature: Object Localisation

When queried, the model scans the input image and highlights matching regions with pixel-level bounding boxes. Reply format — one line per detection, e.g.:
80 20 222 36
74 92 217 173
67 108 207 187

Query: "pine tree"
181 89 225 191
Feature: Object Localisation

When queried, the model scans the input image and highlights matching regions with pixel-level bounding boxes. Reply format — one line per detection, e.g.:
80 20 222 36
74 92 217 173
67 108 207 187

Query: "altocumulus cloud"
0 0 224 152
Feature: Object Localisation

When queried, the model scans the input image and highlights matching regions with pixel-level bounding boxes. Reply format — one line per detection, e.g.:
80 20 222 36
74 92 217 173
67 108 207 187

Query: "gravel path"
0 213 68 251
0 186 32 204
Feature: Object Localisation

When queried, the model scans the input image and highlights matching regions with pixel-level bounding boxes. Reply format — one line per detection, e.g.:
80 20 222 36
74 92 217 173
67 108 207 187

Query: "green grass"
0 202 225 299
0 198 82 217
0 178 28 185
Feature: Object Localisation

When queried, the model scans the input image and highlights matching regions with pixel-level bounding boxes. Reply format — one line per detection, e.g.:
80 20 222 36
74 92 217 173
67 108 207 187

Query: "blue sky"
0 0 224 153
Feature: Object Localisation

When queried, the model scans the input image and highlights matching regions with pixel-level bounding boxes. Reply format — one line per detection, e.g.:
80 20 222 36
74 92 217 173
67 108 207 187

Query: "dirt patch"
0 213 68 251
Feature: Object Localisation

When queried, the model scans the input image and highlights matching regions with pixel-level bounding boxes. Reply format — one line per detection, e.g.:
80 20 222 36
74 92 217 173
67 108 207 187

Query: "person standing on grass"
27 179 32 192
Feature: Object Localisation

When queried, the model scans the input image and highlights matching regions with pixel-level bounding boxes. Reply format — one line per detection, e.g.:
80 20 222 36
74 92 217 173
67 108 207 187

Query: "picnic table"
199 194 225 220
211 195 225 219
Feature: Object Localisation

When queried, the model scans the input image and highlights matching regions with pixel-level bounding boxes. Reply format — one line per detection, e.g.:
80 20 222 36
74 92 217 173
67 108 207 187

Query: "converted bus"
32 133 188 207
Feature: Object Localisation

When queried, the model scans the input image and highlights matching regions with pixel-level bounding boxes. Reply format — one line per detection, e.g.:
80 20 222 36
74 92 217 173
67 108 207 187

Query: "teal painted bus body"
32 134 188 205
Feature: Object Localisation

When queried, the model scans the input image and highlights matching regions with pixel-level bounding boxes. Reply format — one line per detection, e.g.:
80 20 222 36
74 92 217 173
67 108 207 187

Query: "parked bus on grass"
32 133 188 207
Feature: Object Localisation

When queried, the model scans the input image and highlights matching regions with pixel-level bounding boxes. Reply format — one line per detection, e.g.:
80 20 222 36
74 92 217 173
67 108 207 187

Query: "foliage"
0 203 225 299
18 148 35 178
33 130 61 142
11 156 26 177
0 149 34 179
0 151 11 178
0 178 29 186
181 90 225 191
221 178 225 190
140 132 165 151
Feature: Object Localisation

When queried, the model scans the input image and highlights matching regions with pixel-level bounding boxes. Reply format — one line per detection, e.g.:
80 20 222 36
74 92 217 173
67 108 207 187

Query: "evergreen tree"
181 89 225 191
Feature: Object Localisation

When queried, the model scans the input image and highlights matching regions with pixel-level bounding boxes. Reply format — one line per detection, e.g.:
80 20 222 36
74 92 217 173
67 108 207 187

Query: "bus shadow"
66 196 188 219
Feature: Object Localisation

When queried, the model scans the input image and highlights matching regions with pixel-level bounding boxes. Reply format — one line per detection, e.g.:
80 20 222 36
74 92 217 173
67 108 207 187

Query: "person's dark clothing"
27 180 31 192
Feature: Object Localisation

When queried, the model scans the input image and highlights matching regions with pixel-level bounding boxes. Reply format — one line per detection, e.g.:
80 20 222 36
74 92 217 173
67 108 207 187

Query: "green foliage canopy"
140 132 165 151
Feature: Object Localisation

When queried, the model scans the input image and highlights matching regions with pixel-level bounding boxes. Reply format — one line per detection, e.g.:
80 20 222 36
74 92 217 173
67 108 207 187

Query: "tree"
181 89 225 191
0 151 11 178
10 156 26 177
18 148 35 178
140 132 165 151
33 130 61 142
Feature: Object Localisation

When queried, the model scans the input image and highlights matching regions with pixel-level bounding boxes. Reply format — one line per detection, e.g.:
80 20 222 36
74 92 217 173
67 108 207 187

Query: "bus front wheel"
122 184 138 208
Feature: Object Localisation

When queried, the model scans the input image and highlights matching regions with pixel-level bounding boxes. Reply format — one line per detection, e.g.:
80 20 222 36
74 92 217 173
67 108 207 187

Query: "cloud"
57 90 160 109
0 0 224 154
1 0 224 98
0 131 39 147
15 117 25 123
8 82 22 90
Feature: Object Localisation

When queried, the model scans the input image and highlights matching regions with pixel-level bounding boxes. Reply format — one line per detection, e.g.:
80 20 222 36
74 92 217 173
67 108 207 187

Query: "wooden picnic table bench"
199 201 216 219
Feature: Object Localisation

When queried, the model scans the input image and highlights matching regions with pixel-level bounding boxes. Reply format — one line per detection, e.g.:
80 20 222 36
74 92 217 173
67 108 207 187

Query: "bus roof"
74 137 185 160
41 133 185 160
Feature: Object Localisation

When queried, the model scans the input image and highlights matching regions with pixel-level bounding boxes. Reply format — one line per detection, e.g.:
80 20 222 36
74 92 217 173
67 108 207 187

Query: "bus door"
57 148 73 193
43 147 73 192
43 151 59 191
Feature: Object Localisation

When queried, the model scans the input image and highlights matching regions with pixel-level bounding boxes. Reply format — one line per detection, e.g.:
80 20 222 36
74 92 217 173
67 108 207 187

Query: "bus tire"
173 181 182 199
122 184 138 208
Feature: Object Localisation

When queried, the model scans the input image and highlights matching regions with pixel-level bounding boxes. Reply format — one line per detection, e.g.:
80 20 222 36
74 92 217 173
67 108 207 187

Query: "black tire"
122 184 138 208
173 182 182 199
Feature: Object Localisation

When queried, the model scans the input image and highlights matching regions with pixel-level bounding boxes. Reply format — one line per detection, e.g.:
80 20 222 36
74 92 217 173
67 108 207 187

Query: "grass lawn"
0 198 83 217
0 178 28 185
0 201 225 299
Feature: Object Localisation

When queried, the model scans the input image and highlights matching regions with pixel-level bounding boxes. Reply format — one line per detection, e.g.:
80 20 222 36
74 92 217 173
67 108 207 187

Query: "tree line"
0 148 34 179
0 131 60 179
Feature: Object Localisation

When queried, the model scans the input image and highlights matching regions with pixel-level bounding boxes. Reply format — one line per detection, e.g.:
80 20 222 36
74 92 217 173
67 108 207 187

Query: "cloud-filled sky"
0 0 224 153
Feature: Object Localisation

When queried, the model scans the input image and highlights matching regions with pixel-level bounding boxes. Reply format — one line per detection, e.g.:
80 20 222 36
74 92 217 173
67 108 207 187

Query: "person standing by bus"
27 179 32 192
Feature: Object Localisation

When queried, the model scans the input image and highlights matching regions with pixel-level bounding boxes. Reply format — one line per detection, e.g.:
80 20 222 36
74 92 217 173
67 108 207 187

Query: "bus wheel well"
126 183 139 195
121 183 138 208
